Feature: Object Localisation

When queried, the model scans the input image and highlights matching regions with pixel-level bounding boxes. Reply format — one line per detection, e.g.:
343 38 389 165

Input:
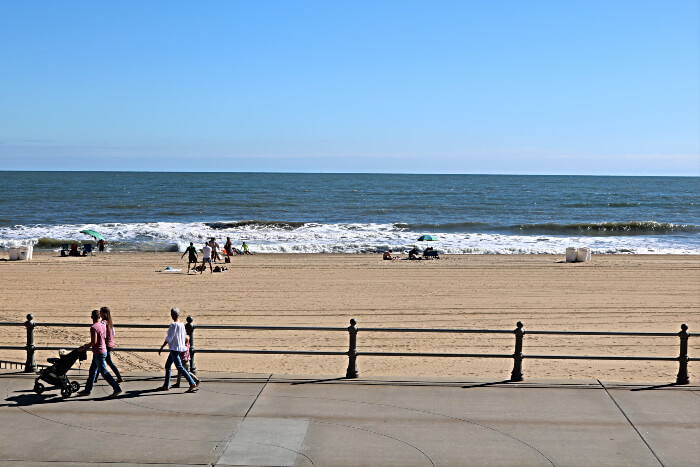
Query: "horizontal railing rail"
0 315 695 384
0 359 48 370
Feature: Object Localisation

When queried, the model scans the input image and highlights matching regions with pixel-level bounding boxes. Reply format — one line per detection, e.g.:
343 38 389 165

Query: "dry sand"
1 252 698 383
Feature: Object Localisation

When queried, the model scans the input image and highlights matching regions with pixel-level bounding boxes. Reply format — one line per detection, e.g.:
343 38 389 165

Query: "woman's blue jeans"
164 350 195 387
85 352 120 393
92 347 122 383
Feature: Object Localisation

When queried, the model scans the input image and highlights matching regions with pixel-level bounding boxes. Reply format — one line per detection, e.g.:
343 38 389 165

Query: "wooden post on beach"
24 314 36 373
346 319 359 378
676 323 689 385
510 321 524 382
186 316 197 375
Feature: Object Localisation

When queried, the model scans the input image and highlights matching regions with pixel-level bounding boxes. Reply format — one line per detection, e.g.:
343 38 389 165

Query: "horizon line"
1 170 698 177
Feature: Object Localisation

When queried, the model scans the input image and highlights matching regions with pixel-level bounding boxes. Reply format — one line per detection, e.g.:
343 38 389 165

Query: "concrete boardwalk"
0 370 698 467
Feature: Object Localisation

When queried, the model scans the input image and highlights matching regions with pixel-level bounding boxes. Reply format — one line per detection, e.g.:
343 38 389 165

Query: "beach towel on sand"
159 266 182 273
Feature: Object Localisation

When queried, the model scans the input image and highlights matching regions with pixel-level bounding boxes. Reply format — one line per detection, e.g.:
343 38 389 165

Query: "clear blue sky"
1 1 698 175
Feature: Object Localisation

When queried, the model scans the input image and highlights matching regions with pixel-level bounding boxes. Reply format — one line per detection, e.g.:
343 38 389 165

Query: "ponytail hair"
99 306 114 331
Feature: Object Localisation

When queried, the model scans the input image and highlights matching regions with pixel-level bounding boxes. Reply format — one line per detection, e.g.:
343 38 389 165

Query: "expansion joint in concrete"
597 380 665 467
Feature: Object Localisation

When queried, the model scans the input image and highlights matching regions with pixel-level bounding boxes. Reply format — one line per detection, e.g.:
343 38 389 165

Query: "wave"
205 220 307 230
394 220 699 236
1 220 698 254
504 221 699 236
35 237 80 248
394 222 491 232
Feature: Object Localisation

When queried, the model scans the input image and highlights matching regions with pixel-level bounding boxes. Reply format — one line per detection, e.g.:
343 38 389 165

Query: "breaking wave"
0 220 698 255
395 221 698 236
205 220 307 230
504 221 698 236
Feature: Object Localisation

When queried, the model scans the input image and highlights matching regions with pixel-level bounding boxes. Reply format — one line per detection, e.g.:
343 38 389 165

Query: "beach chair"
69 244 80 256
423 249 440 259
61 244 69 257
82 243 93 256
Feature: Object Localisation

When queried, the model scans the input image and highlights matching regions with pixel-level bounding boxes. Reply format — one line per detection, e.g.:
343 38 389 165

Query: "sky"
0 1 698 175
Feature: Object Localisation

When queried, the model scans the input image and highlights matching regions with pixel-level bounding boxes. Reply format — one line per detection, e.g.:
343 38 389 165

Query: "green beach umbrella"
417 234 438 241
80 229 105 241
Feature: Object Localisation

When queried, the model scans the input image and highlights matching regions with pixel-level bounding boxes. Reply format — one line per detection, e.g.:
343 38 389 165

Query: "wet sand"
0 252 698 382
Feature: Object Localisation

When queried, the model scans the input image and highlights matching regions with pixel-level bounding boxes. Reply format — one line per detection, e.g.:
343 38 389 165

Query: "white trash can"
576 247 591 262
18 247 28 260
565 247 577 263
9 247 19 261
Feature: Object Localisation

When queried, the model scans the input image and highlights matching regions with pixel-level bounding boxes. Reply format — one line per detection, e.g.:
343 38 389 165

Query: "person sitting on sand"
383 249 399 260
181 242 198 273
242 242 254 255
200 243 213 274
408 247 422 260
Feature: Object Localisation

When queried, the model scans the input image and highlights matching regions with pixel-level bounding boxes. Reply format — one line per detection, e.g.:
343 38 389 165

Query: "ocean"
0 172 698 254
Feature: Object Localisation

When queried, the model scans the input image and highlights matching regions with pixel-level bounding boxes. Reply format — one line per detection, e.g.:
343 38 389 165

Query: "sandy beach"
0 252 698 382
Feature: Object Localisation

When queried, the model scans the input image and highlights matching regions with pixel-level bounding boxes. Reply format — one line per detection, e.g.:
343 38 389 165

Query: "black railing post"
510 321 524 382
346 319 359 378
24 314 36 372
676 323 689 385
186 316 196 374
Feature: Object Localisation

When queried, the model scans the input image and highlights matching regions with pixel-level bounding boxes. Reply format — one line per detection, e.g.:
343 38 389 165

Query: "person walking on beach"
172 335 200 388
209 237 221 262
201 243 213 274
91 306 123 384
224 237 234 261
78 309 122 397
182 242 198 273
157 307 198 392
97 238 105 253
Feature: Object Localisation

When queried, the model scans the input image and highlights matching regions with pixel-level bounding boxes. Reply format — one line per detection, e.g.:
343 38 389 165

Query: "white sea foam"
1 221 698 255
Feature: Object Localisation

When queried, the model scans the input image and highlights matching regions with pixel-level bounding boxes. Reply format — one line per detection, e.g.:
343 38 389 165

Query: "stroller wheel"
33 382 45 394
60 387 72 398
70 381 80 392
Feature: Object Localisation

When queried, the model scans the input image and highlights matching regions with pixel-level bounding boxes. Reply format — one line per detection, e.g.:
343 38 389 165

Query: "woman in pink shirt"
78 309 122 397
91 306 123 385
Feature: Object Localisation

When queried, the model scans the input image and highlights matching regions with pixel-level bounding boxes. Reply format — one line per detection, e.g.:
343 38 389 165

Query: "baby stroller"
34 347 88 398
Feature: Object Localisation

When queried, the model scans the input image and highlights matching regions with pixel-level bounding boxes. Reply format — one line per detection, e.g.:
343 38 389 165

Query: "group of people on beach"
181 237 254 274
77 306 199 398
383 246 440 260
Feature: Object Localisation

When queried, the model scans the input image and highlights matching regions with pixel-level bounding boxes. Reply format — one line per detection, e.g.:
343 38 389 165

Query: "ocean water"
0 172 698 254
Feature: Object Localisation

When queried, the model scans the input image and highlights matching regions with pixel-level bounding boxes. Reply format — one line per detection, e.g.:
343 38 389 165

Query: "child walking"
172 335 200 388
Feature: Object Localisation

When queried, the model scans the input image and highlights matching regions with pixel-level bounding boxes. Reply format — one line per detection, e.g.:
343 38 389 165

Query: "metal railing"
0 314 695 384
